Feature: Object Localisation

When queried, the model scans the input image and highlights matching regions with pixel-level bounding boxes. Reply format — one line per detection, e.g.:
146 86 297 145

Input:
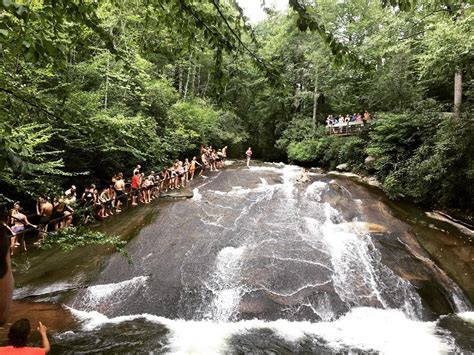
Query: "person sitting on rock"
296 168 310 183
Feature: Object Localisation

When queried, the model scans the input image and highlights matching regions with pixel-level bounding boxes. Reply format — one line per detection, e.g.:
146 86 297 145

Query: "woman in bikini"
189 156 201 180
8 202 36 253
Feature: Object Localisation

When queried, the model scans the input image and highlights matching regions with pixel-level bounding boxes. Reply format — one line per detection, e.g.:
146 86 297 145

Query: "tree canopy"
0 0 472 214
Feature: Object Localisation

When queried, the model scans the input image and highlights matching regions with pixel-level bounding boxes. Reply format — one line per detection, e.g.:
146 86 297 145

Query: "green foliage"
382 113 474 208
40 226 130 261
366 111 438 179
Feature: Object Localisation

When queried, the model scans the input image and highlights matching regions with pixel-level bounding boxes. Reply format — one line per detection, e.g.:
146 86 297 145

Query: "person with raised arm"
0 319 50 354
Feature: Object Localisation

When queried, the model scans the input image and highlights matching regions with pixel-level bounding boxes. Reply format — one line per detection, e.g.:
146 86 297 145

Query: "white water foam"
68 307 451 354
191 188 202 201
206 246 246 322
304 202 424 319
458 311 474 323
304 181 328 201
73 276 149 311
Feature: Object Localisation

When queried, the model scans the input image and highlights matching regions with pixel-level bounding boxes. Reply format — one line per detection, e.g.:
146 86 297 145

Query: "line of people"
3 145 228 255
326 111 371 126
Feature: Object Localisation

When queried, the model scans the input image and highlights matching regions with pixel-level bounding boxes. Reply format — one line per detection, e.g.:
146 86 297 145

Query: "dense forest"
0 0 473 216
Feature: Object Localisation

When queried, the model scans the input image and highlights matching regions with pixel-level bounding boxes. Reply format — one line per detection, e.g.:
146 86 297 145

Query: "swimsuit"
11 225 25 233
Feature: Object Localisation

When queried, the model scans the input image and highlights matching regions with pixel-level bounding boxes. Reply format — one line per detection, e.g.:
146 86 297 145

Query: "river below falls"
3 162 474 354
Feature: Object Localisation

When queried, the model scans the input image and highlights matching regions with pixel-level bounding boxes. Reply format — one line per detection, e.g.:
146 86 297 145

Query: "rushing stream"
6 162 474 353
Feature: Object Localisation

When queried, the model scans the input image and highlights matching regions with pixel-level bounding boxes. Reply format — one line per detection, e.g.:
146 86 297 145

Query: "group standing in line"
3 145 229 255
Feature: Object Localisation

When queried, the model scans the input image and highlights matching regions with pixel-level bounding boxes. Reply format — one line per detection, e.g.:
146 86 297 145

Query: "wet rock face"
64 162 471 325
159 187 194 199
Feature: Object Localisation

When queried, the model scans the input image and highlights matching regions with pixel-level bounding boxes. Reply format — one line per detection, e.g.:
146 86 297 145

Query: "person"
217 149 223 169
245 147 253 167
200 151 208 177
133 164 141 175
183 159 190 183
131 171 141 206
0 319 50 354
189 156 200 180
35 196 52 244
98 188 111 218
81 187 96 224
51 196 71 231
296 168 310 183
106 185 116 215
363 110 370 122
8 202 36 252
222 146 228 163
64 185 76 204
114 173 125 213
0 224 13 326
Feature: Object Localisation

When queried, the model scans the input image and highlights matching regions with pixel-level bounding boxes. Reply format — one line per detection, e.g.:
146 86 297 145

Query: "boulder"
364 156 376 166
335 163 349 171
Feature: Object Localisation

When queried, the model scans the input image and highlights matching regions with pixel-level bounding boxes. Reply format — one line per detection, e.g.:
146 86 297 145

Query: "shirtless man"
200 151 208 177
8 202 36 252
36 196 53 243
114 173 125 213
0 224 14 326
222 146 228 164
245 147 253 167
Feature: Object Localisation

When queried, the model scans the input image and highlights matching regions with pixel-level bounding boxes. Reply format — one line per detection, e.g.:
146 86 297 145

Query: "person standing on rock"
245 147 253 167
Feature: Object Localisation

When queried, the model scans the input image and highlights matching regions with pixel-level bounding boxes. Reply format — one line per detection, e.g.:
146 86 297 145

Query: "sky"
236 0 288 24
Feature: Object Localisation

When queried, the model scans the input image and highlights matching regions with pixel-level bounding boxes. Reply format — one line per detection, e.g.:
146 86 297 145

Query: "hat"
71 185 76 190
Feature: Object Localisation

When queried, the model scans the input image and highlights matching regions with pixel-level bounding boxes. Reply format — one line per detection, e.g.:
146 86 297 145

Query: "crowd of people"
0 145 235 351
2 145 228 255
326 110 371 126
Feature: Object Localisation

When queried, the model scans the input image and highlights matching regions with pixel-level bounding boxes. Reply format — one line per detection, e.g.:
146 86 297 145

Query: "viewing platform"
326 121 364 136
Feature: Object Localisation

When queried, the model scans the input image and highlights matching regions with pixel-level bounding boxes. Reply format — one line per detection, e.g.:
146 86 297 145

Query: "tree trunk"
195 64 201 96
183 63 191 100
454 70 462 118
190 64 196 96
312 76 319 132
178 64 183 94
104 52 110 110
203 71 211 96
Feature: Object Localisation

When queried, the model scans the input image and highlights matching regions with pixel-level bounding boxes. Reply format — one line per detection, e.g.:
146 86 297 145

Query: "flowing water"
6 162 474 353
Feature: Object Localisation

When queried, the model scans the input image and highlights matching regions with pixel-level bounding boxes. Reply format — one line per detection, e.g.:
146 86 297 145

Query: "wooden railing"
326 121 364 136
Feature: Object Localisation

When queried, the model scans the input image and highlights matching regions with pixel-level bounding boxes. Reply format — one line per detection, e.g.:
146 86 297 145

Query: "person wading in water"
245 147 253 167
